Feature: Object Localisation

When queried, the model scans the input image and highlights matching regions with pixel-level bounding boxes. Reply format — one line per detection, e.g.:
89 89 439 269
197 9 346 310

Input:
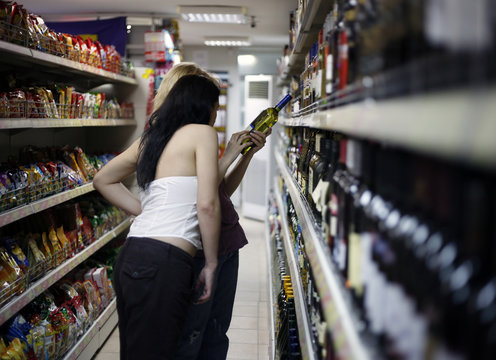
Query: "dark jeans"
174 250 239 360
114 237 194 360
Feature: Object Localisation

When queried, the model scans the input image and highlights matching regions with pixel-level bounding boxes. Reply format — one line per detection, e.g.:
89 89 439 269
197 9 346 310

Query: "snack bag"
26 234 46 281
3 237 29 273
26 325 45 360
73 281 96 324
40 320 56 359
40 232 55 268
48 228 64 265
74 147 97 181
66 152 87 182
44 89 59 118
0 246 25 295
56 88 65 118
0 337 6 356
0 92 8 118
56 162 84 188
56 226 73 258
8 90 26 118
65 87 74 119
94 40 106 69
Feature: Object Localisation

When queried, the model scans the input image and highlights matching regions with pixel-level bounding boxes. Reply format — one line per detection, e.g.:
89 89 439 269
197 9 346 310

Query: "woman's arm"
224 129 270 196
218 130 251 184
195 125 221 303
93 138 141 216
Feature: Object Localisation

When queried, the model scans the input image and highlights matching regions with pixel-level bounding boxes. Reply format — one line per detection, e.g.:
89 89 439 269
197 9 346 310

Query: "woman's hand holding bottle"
244 128 271 157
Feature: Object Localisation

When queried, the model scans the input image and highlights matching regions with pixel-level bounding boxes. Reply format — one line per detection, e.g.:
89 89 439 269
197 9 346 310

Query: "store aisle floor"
94 216 270 360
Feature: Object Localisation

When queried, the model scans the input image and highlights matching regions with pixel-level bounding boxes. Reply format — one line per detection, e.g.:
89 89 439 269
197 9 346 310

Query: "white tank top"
127 176 201 249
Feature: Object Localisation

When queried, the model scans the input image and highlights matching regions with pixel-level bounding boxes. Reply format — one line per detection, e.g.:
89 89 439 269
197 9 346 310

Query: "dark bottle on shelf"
324 2 339 98
309 135 333 224
324 134 342 252
331 137 349 275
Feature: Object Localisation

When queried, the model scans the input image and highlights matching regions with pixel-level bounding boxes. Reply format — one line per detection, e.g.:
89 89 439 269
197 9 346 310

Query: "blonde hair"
153 62 219 112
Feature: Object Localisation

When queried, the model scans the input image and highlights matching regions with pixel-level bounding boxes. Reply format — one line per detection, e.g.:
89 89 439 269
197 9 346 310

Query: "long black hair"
137 74 220 189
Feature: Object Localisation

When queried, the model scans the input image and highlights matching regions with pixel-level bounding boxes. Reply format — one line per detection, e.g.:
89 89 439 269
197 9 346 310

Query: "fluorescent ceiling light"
177 6 247 24
238 54 257 66
204 36 251 47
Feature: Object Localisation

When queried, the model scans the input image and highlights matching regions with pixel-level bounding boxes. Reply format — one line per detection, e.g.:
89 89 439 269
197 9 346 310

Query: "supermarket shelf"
63 298 118 360
275 152 369 360
0 40 137 85
265 217 276 360
0 183 95 228
281 87 496 170
0 118 136 129
289 0 334 72
0 217 131 326
273 182 317 360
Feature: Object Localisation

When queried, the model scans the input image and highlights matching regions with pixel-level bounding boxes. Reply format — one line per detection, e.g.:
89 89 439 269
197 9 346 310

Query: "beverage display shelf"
290 0 334 70
0 183 95 228
0 217 131 326
275 152 369 360
281 87 496 170
0 40 137 85
274 182 317 360
62 298 117 360
0 118 137 129
265 218 277 360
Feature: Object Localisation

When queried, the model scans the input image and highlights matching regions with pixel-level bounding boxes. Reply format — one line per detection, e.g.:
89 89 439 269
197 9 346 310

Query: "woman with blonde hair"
153 62 270 360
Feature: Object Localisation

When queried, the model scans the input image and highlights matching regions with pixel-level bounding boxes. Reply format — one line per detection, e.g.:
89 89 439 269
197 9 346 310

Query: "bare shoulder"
180 124 217 140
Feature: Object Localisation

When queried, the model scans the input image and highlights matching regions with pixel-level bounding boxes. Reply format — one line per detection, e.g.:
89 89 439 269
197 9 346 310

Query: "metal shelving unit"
0 118 137 129
0 40 137 85
275 152 370 360
281 87 496 171
274 181 317 360
265 217 276 360
0 183 95 227
62 298 118 360
0 217 131 326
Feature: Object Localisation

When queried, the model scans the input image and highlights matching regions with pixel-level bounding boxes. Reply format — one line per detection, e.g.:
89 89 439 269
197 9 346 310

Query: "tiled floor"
93 216 271 360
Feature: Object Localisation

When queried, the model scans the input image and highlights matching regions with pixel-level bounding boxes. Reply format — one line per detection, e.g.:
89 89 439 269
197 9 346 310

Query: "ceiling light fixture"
177 5 248 24
204 36 251 47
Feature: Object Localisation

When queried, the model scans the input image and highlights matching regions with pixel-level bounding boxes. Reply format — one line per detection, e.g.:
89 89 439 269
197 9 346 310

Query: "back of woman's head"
153 62 218 112
137 74 220 189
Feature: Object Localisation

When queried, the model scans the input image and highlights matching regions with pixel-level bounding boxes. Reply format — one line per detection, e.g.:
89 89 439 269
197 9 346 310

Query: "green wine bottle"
241 94 292 155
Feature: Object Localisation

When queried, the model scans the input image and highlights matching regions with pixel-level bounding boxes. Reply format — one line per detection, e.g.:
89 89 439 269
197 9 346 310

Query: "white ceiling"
18 0 295 50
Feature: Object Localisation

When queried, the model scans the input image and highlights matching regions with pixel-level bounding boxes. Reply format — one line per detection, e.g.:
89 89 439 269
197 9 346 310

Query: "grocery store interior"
0 0 495 360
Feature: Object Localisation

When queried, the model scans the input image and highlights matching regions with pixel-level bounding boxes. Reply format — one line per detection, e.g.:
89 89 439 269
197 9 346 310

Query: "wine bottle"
241 94 292 155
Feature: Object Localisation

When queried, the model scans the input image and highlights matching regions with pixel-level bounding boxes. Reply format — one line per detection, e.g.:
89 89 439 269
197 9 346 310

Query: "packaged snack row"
0 1 133 76
0 87 134 120
0 196 126 309
1 262 114 360
0 146 115 212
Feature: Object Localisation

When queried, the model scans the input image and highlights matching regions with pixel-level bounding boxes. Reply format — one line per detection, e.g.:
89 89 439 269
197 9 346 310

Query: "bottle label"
335 238 347 271
309 167 314 194
348 232 363 295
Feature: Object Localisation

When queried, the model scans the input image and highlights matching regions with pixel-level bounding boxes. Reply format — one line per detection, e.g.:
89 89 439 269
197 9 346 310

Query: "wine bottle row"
286 0 496 114
284 189 336 360
278 125 496 359
268 203 302 359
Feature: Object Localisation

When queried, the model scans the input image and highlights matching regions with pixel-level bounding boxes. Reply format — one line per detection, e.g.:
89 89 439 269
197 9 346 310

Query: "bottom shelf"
265 217 276 360
63 298 118 360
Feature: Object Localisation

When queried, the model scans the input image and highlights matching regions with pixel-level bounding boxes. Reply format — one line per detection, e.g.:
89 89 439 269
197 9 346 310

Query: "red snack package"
94 40 106 69
8 89 25 118
0 92 8 118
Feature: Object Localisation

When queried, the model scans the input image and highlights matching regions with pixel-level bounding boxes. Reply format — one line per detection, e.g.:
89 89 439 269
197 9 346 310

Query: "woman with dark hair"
93 74 222 359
